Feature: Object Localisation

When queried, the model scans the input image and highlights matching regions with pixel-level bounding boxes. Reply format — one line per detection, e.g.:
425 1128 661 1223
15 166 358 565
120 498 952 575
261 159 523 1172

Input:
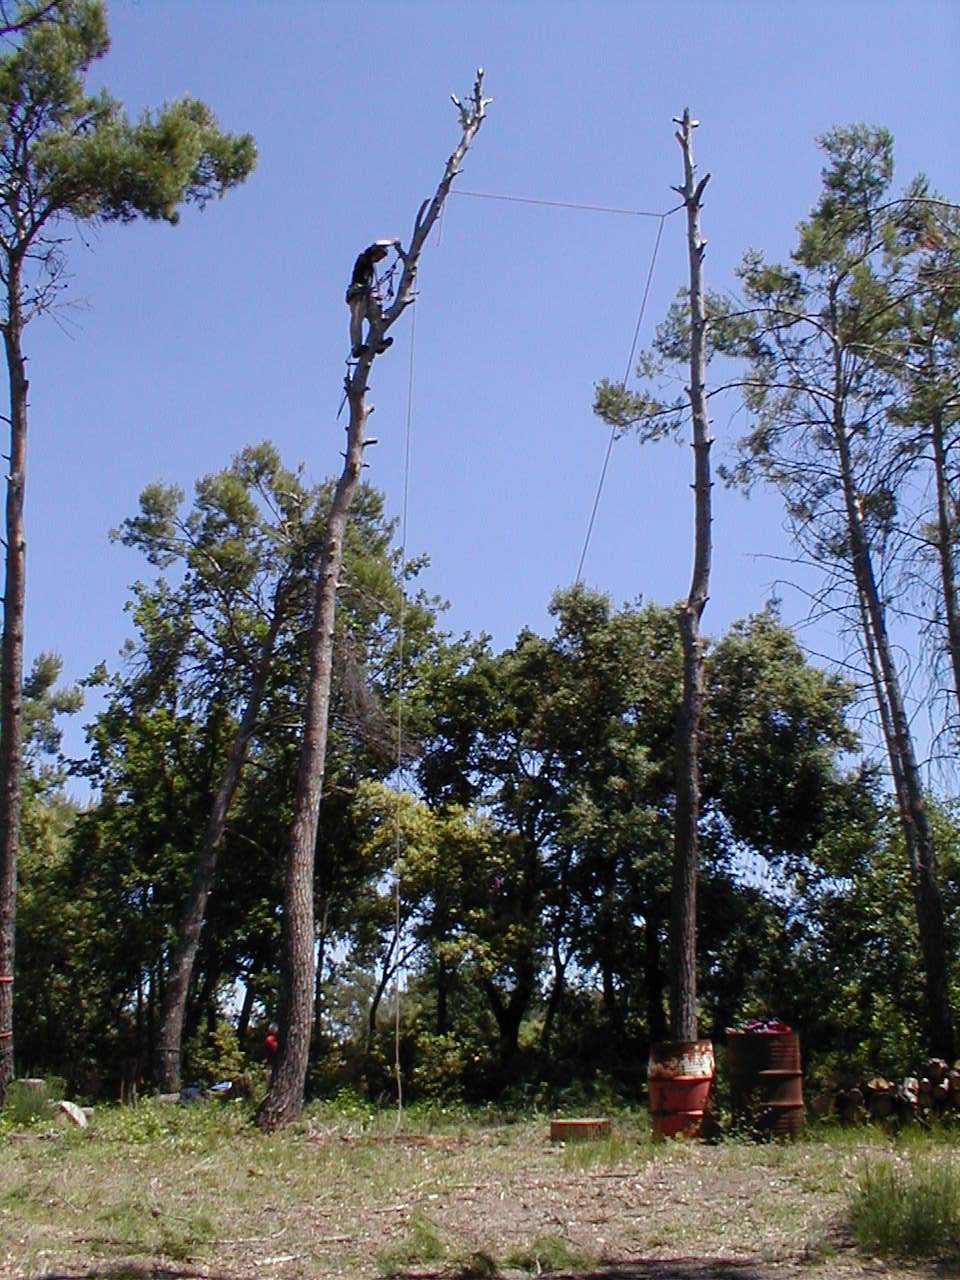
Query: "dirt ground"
6 1122 953 1280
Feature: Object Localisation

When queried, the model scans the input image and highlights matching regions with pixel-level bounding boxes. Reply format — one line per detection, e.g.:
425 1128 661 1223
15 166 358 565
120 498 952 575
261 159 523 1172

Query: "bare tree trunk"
155 605 286 1091
367 932 400 1049
236 978 256 1046
0 272 26 1104
669 109 711 1042
540 937 569 1053
644 907 669 1042
931 412 960 726
257 74 490 1131
830 313 954 1058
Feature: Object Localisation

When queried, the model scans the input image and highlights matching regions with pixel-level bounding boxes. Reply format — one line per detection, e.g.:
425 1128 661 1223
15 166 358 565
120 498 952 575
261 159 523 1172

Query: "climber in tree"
346 238 400 358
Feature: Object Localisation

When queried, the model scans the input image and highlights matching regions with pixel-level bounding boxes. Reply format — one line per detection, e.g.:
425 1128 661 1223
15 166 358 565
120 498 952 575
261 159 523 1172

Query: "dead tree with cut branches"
258 72 491 1131
669 109 712 1041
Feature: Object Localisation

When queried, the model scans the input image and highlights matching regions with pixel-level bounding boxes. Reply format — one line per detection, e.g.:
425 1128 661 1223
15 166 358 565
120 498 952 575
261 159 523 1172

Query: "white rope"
576 209 672 583
391 275 418 1128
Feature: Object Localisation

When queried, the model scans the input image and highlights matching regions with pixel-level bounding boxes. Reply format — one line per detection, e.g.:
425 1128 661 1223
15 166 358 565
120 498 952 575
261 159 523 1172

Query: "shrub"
183 1019 246 1085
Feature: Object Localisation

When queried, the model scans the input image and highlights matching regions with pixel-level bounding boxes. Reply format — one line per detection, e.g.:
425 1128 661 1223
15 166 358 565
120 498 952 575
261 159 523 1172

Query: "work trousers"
346 284 382 356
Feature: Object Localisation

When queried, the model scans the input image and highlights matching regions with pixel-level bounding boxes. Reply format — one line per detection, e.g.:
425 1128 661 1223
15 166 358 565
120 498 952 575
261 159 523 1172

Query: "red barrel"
648 1039 715 1138
727 1029 804 1139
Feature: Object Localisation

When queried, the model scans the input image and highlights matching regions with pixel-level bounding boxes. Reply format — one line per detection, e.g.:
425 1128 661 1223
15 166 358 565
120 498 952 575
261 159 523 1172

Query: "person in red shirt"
264 1023 279 1064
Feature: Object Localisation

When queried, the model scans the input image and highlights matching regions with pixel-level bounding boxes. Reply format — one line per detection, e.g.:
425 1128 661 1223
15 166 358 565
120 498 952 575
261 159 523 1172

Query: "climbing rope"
385 186 678 1120
575 208 673 583
452 188 681 219
390 267 419 1128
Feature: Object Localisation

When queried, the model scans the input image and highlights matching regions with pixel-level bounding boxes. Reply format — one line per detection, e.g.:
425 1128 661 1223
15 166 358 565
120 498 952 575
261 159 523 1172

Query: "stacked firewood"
813 1058 960 1124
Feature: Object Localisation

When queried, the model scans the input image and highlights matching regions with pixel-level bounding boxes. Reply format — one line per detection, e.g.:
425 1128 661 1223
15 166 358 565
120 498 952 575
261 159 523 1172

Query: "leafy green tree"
14 652 87 1083
887 204 960 755
0 3 63 40
114 443 332 1091
718 126 954 1057
416 588 868 1083
0 0 255 1100
44 456 445 1096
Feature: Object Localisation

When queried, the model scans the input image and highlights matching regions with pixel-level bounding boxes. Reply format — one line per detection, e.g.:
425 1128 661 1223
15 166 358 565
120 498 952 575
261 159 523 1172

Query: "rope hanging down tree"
576 206 676 582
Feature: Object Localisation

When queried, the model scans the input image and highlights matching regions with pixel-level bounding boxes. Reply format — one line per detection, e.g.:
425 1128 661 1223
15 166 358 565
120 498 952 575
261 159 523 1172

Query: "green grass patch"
376 1210 450 1274
559 1125 651 1171
0 1077 63 1129
503 1231 594 1274
850 1151 960 1260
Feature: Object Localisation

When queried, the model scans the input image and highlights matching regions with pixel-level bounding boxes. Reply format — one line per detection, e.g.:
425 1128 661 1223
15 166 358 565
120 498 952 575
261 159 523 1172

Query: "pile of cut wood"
812 1058 960 1124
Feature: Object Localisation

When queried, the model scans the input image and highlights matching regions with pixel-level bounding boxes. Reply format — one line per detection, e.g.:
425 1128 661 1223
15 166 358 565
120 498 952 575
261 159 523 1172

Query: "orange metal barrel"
727 1029 804 1139
648 1039 715 1138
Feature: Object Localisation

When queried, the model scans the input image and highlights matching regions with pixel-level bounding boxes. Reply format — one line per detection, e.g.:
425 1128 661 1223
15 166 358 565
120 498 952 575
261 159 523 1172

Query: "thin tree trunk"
312 898 330 1048
644 906 669 1042
831 310 954 1058
669 109 712 1042
601 957 622 1043
931 413 960 723
0 272 26 1104
156 605 285 1091
540 937 568 1053
855 573 918 868
236 978 256 1046
257 74 489 1131
483 974 532 1066
367 932 399 1048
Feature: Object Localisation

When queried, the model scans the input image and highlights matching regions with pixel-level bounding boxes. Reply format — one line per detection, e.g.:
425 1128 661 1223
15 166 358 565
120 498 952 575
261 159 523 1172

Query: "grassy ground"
0 1093 956 1280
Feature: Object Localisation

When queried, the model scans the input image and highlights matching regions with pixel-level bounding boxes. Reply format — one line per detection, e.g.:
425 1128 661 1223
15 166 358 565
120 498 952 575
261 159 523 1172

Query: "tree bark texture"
669 109 712 1042
829 301 954 1059
155 605 285 1092
257 73 489 1131
0 276 26 1104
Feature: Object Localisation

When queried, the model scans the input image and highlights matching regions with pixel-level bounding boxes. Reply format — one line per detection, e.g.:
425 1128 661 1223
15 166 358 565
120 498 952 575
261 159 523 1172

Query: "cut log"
549 1117 611 1142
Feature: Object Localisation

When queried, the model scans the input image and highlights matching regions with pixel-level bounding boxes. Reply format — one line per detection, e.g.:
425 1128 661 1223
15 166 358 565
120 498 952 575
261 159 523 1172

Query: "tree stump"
549 1117 610 1142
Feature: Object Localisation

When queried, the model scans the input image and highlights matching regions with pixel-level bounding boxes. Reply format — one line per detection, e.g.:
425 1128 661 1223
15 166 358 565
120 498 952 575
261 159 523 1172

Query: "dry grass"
0 1098 951 1279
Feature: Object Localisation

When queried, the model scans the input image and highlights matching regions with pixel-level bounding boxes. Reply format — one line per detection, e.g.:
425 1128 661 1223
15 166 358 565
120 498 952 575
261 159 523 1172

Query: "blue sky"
19 0 958 776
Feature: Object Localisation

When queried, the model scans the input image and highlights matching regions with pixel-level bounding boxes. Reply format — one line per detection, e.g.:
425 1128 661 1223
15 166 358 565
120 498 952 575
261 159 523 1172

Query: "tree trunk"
669 109 712 1042
830 307 954 1059
367 931 399 1049
644 908 669 1042
0 276 27 1104
540 936 568 1052
236 977 256 1046
312 898 330 1049
931 412 960 727
600 957 623 1044
156 606 284 1091
484 975 532 1067
257 74 489 1131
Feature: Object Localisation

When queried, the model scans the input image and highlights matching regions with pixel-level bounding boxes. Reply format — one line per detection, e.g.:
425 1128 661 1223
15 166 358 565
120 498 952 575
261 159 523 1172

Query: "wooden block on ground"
549 1117 610 1142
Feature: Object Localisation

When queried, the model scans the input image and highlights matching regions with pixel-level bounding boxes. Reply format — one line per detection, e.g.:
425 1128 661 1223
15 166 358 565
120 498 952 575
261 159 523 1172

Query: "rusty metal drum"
727 1029 804 1139
648 1039 715 1138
